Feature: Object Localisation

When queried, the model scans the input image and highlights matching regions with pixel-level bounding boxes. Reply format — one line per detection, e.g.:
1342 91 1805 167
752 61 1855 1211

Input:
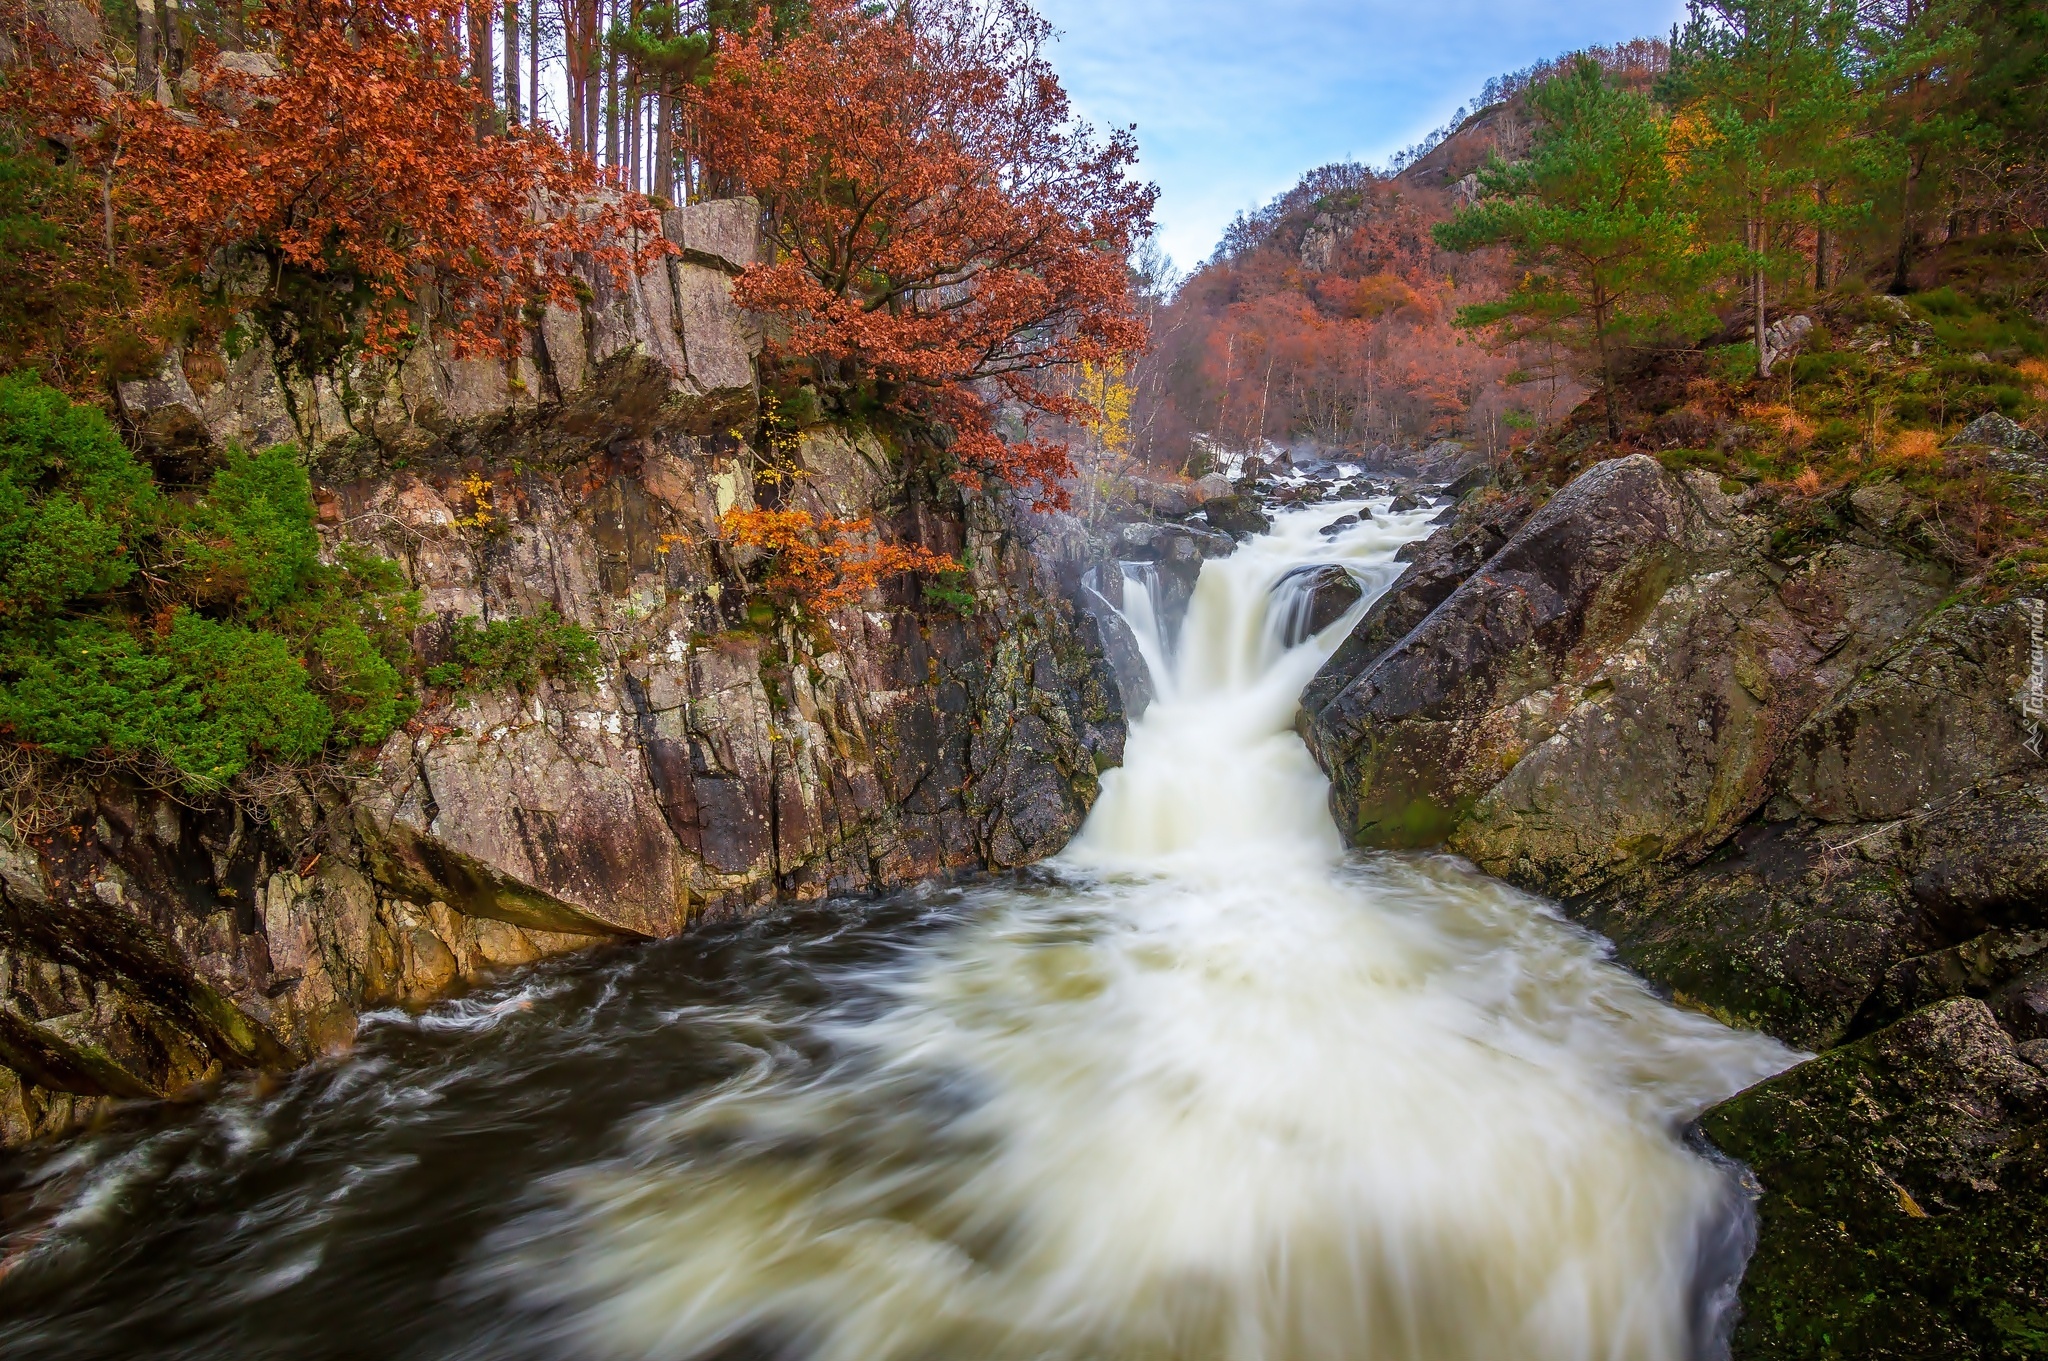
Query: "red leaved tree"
689 0 1155 506
720 509 955 613
4 0 657 376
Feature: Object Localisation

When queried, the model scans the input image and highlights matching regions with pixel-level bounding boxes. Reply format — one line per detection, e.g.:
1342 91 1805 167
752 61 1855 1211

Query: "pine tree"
1434 57 1708 440
1666 0 1871 373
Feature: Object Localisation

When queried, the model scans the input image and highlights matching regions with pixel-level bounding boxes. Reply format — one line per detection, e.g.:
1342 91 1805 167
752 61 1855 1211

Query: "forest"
1131 0 2048 512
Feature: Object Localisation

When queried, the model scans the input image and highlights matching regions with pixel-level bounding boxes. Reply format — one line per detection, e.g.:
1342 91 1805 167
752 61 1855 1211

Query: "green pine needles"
1435 57 1717 441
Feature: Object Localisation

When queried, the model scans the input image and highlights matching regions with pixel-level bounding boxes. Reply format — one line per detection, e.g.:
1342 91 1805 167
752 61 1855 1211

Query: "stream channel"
0 496 1802 1361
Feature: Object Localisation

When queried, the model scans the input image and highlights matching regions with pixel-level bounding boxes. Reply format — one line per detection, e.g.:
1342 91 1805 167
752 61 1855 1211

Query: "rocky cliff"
0 199 1126 1146
1302 439 2048 1356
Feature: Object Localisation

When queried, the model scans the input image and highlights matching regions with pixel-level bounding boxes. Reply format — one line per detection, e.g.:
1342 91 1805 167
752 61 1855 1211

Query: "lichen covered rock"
1702 998 2048 1360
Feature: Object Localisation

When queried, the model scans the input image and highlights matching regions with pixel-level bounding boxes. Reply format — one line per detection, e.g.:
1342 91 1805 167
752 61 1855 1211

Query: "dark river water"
0 500 1799 1361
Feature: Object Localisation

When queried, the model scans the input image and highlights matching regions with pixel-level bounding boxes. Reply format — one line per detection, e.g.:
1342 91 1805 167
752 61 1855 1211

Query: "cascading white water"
487 497 1801 1361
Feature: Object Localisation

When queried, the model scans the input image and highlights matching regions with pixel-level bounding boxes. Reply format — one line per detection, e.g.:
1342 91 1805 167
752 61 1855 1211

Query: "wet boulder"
1386 491 1425 513
1125 476 1196 517
1275 565 1365 645
1304 456 1694 849
1701 997 2048 1361
1439 462 1497 503
1450 538 1949 898
1202 494 1271 539
1775 598 2045 825
1318 513 1362 537
1299 489 1535 719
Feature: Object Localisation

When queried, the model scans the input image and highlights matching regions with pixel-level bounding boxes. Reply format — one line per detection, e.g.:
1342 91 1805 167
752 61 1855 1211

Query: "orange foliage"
1140 176 1553 463
1742 402 1817 445
3 0 659 362
2019 357 2048 398
689 0 1154 505
1887 428 1944 460
721 509 956 614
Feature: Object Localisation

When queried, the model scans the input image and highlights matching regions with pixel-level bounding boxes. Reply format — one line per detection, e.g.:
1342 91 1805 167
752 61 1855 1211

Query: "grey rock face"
661 197 761 272
0 200 1127 1148
115 350 206 450
1947 410 2044 457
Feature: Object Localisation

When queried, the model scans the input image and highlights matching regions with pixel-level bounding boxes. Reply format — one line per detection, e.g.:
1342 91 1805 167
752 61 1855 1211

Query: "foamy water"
482 499 1800 1361
0 497 1799 1361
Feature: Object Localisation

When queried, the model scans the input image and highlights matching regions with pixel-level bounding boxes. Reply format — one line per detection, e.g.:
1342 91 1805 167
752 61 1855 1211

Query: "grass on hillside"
1520 271 2048 594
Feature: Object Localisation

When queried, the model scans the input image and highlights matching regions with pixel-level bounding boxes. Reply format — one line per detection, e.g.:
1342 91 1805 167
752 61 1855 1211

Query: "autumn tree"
688 0 1155 505
3 0 655 386
720 509 954 613
1435 57 1707 439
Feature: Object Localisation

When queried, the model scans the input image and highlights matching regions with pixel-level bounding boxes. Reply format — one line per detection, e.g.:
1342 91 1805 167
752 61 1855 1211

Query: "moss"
1702 1003 2048 1360
1355 793 1467 848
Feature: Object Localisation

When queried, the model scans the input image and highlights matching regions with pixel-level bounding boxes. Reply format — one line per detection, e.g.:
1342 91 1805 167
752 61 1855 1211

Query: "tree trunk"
1754 258 1769 377
604 9 619 171
160 0 185 87
625 0 640 188
1814 182 1829 290
581 0 601 162
504 0 521 124
470 0 495 129
627 60 640 192
1595 315 1619 442
1890 151 1923 294
654 75 673 202
135 0 161 98
562 0 586 157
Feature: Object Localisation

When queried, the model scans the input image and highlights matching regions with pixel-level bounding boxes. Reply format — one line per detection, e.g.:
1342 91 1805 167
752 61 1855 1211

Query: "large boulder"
1774 599 2045 824
1304 455 1697 849
1452 539 1948 896
1299 489 1535 717
1701 997 2048 1360
1307 454 1959 896
1202 494 1271 539
1273 565 1364 646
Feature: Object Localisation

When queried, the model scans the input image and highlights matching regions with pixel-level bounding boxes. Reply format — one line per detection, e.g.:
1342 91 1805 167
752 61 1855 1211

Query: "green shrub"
0 620 193 767
1710 343 1760 384
0 369 160 619
152 612 334 784
1813 418 1861 451
1909 286 1972 319
178 443 323 614
312 619 414 746
0 375 423 791
0 613 333 790
432 609 601 694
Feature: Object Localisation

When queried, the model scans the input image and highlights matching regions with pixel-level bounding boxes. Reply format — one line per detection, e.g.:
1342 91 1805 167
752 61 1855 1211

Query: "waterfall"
486 497 1800 1361
0 496 1801 1361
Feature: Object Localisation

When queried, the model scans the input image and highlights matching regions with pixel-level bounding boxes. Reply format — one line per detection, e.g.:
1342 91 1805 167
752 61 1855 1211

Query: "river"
0 495 1799 1361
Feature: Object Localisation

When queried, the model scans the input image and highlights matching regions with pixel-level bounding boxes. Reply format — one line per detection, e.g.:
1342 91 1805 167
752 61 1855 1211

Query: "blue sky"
1034 0 1690 270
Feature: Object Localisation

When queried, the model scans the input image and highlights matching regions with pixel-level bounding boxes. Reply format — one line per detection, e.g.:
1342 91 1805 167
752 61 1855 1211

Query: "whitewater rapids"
482 498 1799 1361
0 495 1799 1361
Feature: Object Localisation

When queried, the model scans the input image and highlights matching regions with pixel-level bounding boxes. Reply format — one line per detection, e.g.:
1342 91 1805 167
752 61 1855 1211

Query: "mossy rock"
1702 998 2048 1359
